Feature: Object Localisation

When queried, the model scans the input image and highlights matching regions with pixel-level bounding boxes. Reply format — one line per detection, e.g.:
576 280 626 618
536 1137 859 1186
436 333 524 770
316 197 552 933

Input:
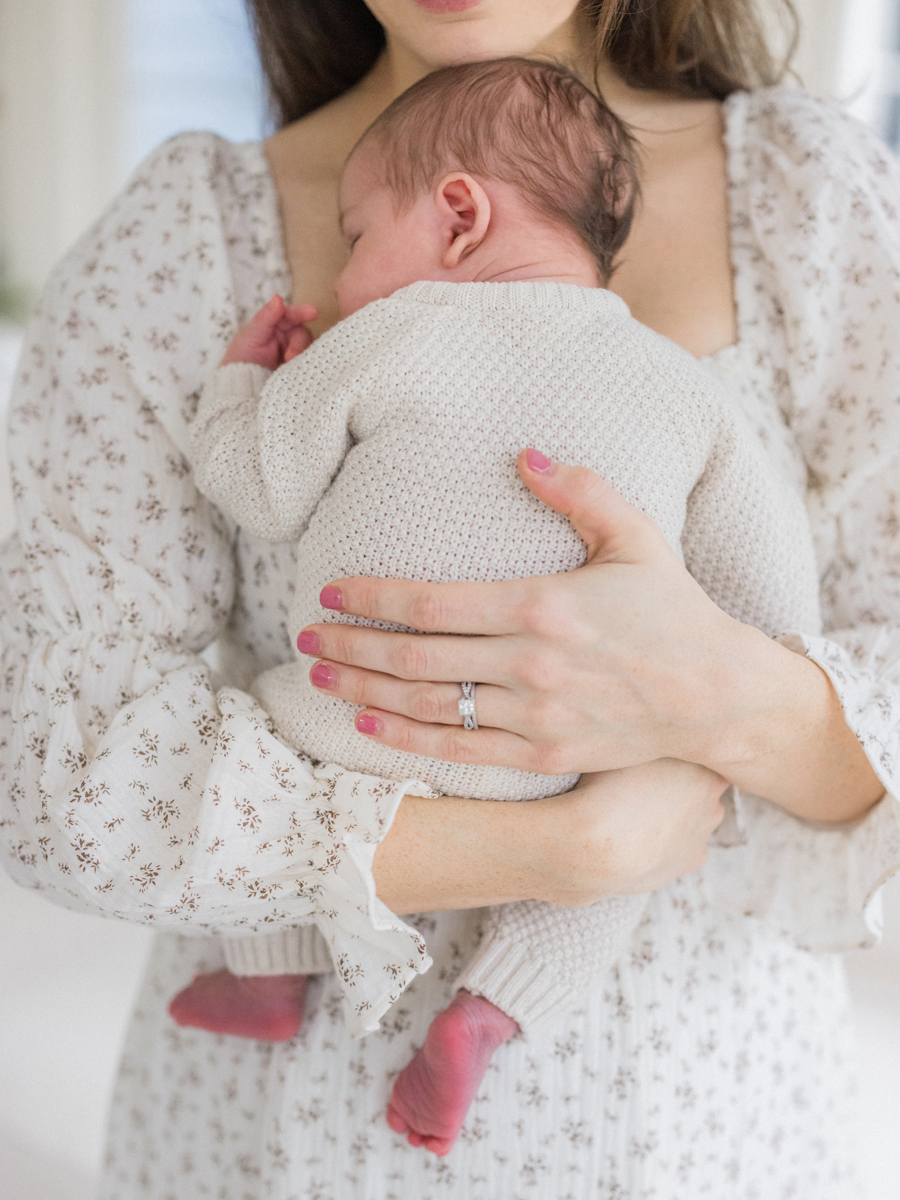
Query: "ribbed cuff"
456 894 651 1033
222 925 333 976
207 361 273 408
455 941 580 1033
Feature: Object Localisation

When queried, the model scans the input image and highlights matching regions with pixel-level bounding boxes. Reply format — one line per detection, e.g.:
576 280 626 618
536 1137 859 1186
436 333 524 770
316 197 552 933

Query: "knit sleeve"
0 136 432 1032
189 321 375 542
680 399 822 638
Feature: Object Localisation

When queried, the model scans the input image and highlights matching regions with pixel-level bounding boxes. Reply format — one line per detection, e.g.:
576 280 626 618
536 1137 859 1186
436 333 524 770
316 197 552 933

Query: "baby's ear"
437 173 491 268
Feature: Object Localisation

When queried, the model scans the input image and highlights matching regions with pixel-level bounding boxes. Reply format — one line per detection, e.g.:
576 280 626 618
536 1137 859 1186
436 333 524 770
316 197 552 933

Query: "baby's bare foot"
168 969 307 1041
386 990 518 1156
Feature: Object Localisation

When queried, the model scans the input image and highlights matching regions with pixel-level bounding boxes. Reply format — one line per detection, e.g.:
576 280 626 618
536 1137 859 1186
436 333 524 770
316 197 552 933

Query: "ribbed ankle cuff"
454 941 580 1033
222 926 333 976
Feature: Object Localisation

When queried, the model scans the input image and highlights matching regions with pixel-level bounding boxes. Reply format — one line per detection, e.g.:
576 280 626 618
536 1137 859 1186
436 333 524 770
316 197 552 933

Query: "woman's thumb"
517 449 658 562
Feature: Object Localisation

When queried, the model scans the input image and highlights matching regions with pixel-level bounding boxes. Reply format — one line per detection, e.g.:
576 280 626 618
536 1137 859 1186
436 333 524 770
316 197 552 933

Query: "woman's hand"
302 450 884 824
372 758 729 914
532 759 730 906
300 449 741 775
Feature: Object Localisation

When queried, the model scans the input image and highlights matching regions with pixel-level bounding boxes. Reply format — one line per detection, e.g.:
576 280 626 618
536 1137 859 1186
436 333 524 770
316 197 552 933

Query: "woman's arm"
297 452 883 826
374 758 728 914
0 136 729 969
0 138 420 962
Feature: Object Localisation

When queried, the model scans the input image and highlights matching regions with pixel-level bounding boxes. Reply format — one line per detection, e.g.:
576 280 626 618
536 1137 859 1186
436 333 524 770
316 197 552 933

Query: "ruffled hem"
702 788 900 952
204 689 437 1035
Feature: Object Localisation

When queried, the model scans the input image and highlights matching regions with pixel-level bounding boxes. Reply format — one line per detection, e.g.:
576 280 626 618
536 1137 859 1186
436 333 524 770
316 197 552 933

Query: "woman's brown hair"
247 0 798 128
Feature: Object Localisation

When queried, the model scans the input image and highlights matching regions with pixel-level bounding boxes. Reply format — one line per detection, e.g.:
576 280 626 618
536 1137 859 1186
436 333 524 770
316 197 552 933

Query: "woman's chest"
608 116 738 361
274 104 738 357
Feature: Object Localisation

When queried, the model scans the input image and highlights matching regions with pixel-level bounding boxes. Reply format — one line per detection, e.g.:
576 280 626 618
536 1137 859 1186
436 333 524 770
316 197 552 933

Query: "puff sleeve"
0 135 431 1031
703 91 900 949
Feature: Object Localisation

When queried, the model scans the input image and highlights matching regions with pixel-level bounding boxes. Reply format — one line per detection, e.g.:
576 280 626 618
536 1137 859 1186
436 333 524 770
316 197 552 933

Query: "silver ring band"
458 681 478 730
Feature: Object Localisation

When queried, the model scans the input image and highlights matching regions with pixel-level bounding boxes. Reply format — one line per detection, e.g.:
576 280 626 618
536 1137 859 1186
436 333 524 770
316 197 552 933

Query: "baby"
173 58 821 1155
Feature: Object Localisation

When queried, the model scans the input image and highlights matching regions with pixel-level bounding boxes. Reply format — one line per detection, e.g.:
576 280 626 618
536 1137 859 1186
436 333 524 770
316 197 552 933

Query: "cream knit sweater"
190 281 821 1031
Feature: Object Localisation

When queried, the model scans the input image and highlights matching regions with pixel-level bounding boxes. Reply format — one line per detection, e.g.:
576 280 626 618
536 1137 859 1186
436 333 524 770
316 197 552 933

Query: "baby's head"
336 58 639 317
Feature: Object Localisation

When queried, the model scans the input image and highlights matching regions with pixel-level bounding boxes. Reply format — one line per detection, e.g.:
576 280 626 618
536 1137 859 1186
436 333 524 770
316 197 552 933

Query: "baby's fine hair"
357 58 639 284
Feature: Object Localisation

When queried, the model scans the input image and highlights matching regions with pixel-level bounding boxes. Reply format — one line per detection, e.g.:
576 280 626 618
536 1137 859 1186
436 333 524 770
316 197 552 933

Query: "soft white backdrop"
3 2 900 1197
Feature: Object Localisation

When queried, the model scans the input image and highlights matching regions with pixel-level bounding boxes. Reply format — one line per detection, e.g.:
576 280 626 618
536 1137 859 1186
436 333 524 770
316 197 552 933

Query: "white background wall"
0 1 124 299
2 3 900 1198
0 0 266 303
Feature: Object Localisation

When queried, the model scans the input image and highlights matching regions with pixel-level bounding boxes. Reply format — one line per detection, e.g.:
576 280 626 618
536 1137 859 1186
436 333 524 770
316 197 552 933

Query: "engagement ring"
458 681 478 730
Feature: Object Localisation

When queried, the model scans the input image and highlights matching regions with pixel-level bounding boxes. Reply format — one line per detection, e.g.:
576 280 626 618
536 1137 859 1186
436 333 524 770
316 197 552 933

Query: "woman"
1 1 898 1195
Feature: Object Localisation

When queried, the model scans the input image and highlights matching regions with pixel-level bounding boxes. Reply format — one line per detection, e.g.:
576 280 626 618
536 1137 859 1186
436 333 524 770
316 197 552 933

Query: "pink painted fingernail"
526 448 553 473
296 630 320 655
356 713 382 736
320 585 344 610
310 662 335 689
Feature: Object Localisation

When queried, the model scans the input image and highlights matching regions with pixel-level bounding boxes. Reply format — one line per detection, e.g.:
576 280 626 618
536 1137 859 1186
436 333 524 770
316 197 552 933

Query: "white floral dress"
3 87 900 1199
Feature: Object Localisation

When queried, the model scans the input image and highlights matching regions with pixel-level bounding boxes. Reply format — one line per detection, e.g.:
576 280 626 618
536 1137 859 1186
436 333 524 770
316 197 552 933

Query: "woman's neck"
284 19 596 177
265 34 736 357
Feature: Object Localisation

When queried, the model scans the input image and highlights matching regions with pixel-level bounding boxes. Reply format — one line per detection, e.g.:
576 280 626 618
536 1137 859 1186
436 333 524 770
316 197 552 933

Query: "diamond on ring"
458 681 478 730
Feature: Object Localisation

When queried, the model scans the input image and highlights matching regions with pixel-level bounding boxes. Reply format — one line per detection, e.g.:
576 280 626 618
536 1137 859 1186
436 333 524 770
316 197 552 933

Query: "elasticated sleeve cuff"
701 631 900 952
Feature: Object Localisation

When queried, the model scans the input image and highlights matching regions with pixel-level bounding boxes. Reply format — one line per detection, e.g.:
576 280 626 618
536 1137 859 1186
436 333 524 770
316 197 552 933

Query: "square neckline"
239 90 751 369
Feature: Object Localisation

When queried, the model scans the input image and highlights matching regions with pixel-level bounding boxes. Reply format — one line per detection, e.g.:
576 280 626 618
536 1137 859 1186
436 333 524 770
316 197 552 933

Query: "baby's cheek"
335 260 387 318
334 264 366 319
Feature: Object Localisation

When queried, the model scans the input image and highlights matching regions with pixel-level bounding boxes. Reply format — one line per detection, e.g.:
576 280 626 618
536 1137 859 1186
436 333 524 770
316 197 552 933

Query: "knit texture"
456 894 650 1031
191 280 822 1028
223 925 333 975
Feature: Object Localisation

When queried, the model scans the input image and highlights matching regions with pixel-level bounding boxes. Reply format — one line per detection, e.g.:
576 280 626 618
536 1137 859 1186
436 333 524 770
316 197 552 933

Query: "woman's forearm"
372 793 548 914
372 759 727 915
701 623 884 824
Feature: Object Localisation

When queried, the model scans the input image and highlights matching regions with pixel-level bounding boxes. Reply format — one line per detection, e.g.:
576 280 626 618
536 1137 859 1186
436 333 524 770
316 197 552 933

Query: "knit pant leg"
222 925 334 976
454 894 649 1032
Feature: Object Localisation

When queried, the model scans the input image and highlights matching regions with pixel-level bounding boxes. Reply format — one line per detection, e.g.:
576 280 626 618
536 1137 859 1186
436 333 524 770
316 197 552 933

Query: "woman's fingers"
318 457 670 635
350 707 553 774
316 576 533 635
308 659 515 727
298 621 509 681
517 449 666 564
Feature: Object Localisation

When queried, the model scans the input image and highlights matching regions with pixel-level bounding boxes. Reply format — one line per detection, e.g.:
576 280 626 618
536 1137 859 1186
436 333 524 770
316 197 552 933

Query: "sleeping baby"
174 57 821 1156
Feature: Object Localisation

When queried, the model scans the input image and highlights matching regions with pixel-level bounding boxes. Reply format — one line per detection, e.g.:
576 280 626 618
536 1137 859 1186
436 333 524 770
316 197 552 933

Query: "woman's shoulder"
125 130 272 201
43 127 285 341
34 132 285 456
729 85 898 194
48 132 278 294
725 89 900 519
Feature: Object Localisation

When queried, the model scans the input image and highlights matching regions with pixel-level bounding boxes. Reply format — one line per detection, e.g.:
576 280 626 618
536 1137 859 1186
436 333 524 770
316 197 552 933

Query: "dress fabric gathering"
3 87 900 1197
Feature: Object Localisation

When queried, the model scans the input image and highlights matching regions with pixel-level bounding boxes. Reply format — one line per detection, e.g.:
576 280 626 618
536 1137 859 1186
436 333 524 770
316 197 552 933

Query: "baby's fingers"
284 323 315 361
249 293 287 330
279 304 317 361
284 303 318 324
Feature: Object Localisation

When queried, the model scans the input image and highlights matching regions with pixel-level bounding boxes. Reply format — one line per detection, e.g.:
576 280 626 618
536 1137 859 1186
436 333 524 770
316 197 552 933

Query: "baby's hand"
220 294 318 370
